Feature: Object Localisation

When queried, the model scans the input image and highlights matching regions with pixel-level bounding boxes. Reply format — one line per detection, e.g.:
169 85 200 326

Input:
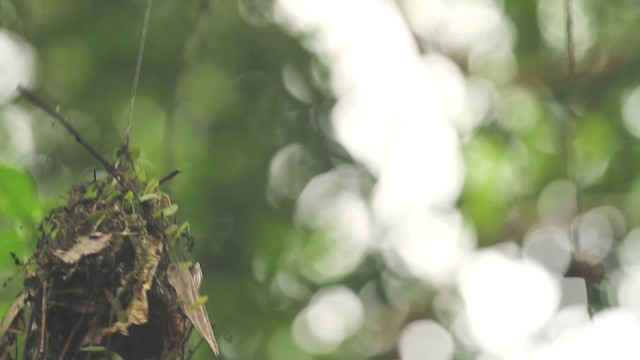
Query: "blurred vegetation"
2 0 640 359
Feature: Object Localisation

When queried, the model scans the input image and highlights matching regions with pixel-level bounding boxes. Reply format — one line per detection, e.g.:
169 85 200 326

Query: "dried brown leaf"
104 235 162 335
53 232 112 263
0 292 26 338
167 262 219 355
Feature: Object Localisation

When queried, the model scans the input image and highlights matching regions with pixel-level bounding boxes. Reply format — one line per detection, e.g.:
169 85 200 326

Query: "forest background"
2 0 640 359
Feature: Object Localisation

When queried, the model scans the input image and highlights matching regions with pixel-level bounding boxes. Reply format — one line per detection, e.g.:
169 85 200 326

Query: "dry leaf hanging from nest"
52 232 113 264
167 262 219 355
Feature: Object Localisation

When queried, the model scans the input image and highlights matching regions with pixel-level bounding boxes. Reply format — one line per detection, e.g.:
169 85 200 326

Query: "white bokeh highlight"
292 286 364 354
538 180 577 227
0 105 35 167
618 228 640 272
402 0 514 58
282 64 313 103
523 225 573 275
398 320 454 360
559 277 589 309
269 1 635 360
274 1 475 355
542 305 591 342
616 271 640 320
517 309 640 360
537 0 595 61
386 210 474 285
0 30 35 104
617 229 640 319
294 166 371 282
267 143 317 206
459 250 560 356
575 209 614 264
276 0 469 289
622 85 640 139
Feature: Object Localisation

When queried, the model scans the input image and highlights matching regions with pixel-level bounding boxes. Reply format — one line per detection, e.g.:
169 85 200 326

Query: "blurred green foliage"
0 164 39 318
0 1 329 358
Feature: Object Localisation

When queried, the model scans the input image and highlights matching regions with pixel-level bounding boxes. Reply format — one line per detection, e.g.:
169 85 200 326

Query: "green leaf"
105 190 122 204
176 221 190 237
0 228 27 269
134 164 147 182
143 178 159 195
164 224 177 235
88 210 107 224
78 346 124 360
41 220 52 234
0 164 39 224
188 295 208 312
104 289 127 322
130 146 141 160
161 204 178 217
51 227 59 240
125 191 134 201
79 346 108 352
84 183 98 200
139 193 160 202
180 261 193 272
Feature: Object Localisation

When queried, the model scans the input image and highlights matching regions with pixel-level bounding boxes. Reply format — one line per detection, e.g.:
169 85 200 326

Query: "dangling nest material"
0 94 218 359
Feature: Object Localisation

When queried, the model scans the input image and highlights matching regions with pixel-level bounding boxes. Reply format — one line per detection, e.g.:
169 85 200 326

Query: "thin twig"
159 168 182 185
185 338 205 360
0 343 10 360
39 281 47 354
562 0 576 168
564 0 575 102
164 0 213 175
58 315 82 360
178 325 195 360
59 302 90 360
564 0 583 247
18 87 120 182
563 0 578 178
125 0 154 146
21 301 34 360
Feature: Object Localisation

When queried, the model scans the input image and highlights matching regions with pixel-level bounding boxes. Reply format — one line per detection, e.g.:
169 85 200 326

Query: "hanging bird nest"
0 89 218 360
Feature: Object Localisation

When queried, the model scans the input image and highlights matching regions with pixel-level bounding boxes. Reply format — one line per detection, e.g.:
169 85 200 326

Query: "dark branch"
159 168 182 185
564 0 575 104
17 86 121 182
